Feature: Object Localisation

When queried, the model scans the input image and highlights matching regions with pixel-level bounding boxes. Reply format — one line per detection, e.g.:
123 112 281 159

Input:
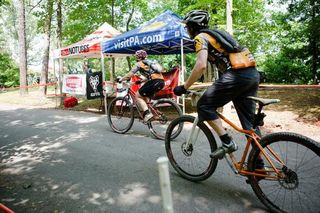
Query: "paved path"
0 104 267 213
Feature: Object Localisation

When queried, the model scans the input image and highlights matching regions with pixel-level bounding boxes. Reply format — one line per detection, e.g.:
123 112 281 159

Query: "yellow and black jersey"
131 59 163 80
194 32 232 72
194 31 256 72
131 60 153 79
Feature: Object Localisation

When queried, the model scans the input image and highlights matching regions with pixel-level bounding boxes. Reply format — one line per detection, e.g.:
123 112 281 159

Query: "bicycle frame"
185 112 286 180
119 83 163 122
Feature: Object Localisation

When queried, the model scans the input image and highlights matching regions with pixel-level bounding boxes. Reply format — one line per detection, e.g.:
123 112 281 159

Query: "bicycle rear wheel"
165 115 218 182
248 132 320 213
107 97 134 134
148 99 182 140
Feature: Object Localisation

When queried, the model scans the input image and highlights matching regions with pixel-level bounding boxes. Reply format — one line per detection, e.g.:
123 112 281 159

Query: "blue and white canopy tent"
101 10 195 113
102 10 194 55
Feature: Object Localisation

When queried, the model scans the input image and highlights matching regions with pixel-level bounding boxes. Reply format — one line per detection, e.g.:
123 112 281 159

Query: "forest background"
0 0 319 91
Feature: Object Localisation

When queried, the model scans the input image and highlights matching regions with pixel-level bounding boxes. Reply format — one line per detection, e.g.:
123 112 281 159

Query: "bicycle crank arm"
225 155 239 174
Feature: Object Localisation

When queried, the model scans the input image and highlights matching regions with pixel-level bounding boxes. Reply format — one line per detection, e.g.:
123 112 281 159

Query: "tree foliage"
263 0 320 84
0 0 318 85
0 52 19 87
263 52 312 83
0 0 9 7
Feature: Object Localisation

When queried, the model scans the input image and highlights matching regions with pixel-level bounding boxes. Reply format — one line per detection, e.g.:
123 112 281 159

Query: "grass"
0 87 319 124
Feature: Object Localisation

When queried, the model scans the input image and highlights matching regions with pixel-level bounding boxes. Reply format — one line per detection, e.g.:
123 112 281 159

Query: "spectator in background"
83 61 92 74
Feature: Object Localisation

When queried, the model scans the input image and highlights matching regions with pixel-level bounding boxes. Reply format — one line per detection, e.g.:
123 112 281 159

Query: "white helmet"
183 10 209 27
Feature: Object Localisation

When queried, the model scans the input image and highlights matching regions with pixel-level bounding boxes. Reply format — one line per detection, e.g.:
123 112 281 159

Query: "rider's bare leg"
207 119 238 159
207 119 227 136
135 92 148 112
136 92 153 121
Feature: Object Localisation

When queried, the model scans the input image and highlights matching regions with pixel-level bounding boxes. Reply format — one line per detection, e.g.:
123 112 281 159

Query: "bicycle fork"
183 116 201 155
186 116 239 174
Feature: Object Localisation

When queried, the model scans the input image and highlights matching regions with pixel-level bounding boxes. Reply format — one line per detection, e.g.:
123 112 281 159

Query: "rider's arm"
121 64 140 81
184 49 208 89
121 71 134 81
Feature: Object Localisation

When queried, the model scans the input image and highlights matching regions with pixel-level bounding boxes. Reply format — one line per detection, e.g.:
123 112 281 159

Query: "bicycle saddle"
246 96 280 106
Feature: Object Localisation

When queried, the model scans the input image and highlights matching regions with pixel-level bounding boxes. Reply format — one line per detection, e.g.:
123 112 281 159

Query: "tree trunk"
226 0 233 35
126 57 132 70
111 0 115 80
16 0 28 95
125 2 135 70
310 0 318 84
40 0 54 96
56 0 64 105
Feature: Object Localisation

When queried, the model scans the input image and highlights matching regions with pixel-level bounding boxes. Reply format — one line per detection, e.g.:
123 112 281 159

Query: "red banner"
130 66 180 99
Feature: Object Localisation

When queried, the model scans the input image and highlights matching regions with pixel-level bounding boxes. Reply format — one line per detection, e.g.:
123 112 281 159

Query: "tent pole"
59 58 63 106
100 45 107 115
180 39 185 114
53 58 57 108
109 58 114 82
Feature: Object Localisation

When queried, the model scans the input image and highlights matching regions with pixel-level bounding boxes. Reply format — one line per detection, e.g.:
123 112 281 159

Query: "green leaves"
0 0 9 7
263 52 312 84
265 0 320 83
0 53 19 87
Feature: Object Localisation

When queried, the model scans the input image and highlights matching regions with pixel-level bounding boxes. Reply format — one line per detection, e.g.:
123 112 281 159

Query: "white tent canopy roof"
53 23 121 59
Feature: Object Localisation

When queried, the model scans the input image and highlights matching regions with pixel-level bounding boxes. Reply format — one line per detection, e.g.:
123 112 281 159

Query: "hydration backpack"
200 29 243 53
142 60 163 73
200 29 256 69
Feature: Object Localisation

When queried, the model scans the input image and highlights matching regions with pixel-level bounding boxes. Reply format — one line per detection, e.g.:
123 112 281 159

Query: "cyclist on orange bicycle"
174 10 261 160
120 50 165 122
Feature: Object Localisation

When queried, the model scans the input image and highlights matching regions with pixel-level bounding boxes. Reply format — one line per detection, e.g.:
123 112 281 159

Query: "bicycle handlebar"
116 79 147 88
116 76 147 85
185 90 204 97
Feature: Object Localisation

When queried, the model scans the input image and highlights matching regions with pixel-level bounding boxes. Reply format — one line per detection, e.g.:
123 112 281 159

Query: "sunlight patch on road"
53 115 100 124
117 183 149 206
0 132 89 175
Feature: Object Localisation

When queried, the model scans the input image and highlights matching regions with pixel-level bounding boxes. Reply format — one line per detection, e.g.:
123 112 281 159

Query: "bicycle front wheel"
248 132 320 213
148 99 182 140
107 97 134 134
165 115 218 182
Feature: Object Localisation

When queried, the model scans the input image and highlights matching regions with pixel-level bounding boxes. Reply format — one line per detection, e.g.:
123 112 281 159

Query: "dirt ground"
0 87 319 142
185 87 320 142
257 88 319 141
221 106 320 142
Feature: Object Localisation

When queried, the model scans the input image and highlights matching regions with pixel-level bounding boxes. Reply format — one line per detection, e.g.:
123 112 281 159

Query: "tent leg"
53 58 57 108
100 49 108 115
180 39 185 114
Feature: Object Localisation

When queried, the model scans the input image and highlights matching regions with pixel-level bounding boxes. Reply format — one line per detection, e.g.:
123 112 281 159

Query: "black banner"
86 71 103 100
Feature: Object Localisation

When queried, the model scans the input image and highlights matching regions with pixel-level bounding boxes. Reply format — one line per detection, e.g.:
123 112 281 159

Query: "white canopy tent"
52 23 121 112
53 22 121 59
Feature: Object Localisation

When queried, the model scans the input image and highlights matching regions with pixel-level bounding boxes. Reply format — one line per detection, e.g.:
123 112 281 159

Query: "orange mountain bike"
164 91 320 213
107 79 182 140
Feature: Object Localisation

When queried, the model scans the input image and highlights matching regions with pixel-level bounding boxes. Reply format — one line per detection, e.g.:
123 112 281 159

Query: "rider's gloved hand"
116 77 122 83
174 85 187 96
135 80 141 85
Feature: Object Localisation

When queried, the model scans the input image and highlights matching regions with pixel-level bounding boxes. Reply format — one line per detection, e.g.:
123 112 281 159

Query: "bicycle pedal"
210 153 225 160
218 155 225 160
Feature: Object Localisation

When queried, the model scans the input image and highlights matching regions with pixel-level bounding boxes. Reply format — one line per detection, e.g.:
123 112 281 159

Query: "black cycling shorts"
139 79 165 97
197 67 260 131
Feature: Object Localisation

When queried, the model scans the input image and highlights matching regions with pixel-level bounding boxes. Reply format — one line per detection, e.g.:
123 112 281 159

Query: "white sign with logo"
89 75 99 92
62 74 86 95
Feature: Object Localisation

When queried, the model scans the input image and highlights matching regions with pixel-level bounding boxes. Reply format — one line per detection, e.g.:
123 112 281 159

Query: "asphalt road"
0 104 268 213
